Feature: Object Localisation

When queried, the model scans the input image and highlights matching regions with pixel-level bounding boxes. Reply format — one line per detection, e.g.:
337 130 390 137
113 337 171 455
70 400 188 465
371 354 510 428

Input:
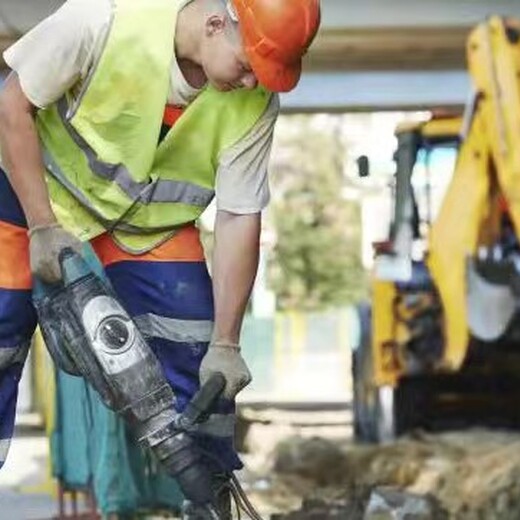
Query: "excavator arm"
428 17 520 370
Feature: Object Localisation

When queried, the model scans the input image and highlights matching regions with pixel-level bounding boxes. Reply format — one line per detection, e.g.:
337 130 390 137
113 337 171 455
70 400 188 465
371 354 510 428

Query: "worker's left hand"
199 342 252 400
28 223 84 284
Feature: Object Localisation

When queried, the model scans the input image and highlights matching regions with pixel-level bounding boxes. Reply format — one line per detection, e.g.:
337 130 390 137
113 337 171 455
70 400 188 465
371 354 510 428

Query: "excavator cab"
373 118 460 283
352 116 461 443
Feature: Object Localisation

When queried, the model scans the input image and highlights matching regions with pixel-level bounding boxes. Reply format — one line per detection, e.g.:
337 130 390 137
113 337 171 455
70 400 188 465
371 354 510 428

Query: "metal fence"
26 307 359 426
239 307 357 404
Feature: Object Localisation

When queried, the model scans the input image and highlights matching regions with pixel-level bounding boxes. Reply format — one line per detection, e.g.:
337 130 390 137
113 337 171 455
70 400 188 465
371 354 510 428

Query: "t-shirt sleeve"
2 0 110 109
215 93 280 214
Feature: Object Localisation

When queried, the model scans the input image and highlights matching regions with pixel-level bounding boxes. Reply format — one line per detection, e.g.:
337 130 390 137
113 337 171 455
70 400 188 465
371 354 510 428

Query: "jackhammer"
33 246 262 519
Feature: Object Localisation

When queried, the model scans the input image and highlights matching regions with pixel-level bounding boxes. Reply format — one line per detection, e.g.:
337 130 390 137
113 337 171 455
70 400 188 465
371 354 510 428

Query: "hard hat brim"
246 47 302 93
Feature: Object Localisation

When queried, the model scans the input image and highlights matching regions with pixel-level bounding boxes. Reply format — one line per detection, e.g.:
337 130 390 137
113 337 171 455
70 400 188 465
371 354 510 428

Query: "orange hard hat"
230 0 321 93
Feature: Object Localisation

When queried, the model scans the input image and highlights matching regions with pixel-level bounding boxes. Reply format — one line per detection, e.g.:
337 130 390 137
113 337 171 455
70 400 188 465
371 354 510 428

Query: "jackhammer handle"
182 372 226 426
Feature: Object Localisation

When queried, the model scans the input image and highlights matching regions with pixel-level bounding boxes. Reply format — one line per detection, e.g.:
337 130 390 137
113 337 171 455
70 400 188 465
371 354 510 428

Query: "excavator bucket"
466 259 516 342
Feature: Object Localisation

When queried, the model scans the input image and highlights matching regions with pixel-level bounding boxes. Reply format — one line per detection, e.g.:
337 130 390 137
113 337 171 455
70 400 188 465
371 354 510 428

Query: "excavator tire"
352 304 380 442
352 304 430 443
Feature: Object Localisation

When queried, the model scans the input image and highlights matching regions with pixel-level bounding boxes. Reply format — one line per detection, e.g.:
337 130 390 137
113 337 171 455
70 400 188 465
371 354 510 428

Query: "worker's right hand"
199 342 252 401
28 223 83 283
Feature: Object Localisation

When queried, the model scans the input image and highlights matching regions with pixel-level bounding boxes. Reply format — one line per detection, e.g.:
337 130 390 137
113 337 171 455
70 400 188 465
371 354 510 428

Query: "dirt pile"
261 430 520 519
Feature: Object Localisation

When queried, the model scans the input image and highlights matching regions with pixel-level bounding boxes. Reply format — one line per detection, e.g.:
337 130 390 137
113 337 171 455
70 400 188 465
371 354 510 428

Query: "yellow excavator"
353 16 520 442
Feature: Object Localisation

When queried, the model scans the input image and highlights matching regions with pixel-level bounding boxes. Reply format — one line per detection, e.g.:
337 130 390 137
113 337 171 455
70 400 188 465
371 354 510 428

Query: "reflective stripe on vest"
55 98 214 208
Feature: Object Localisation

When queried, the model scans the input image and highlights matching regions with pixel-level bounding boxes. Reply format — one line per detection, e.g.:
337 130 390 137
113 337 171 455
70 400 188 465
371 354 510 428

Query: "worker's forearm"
0 75 55 228
211 211 261 344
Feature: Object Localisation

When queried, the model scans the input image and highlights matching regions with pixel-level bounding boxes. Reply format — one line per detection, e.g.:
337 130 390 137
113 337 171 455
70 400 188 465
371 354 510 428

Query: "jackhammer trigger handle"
182 373 226 427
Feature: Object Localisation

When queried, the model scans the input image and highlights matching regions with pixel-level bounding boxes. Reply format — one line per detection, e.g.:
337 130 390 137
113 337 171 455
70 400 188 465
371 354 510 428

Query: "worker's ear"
205 14 226 37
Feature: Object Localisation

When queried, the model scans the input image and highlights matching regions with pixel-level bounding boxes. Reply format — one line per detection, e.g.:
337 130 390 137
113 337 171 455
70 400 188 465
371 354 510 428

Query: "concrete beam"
321 0 520 29
0 0 62 34
0 24 471 73
279 70 469 113
0 0 514 112
305 26 469 72
3 1 519 72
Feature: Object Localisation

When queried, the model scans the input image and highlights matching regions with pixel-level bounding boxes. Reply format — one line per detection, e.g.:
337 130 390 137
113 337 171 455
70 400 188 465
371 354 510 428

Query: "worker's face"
201 14 258 91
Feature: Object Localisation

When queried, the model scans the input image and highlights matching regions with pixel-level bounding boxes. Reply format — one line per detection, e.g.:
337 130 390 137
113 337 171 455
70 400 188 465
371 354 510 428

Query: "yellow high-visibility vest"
36 0 271 253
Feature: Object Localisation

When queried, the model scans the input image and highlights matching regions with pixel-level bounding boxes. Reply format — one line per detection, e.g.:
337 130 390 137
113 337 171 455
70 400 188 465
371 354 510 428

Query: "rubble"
364 487 448 520
270 496 368 520
252 429 520 519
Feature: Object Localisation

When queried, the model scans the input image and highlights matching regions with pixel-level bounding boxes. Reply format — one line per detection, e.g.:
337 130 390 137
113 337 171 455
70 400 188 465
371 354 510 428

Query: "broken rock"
364 487 448 520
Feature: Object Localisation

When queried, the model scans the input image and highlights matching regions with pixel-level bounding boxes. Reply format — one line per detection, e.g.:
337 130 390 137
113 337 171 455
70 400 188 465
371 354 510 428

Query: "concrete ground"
0 407 352 520
0 430 58 520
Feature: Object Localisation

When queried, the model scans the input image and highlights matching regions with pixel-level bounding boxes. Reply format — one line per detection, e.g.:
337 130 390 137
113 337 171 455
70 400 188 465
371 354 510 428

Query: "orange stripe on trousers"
91 225 205 267
0 220 31 290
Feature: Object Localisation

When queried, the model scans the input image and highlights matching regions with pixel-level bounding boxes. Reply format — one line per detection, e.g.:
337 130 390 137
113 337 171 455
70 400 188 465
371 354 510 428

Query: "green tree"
268 116 367 311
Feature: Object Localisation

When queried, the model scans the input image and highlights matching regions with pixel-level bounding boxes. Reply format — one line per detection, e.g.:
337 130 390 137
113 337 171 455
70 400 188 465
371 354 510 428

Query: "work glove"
28 223 83 284
199 342 252 401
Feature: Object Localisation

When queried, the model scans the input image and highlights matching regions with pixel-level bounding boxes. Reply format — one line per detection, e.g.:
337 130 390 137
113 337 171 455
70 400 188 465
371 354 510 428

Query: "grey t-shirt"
3 0 278 214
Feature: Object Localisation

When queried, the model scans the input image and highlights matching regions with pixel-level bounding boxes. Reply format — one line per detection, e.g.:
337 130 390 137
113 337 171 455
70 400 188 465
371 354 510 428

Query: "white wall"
280 70 469 112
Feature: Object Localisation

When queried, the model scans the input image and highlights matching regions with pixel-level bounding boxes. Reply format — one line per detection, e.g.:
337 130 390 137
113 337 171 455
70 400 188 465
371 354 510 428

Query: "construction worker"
0 0 320 517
